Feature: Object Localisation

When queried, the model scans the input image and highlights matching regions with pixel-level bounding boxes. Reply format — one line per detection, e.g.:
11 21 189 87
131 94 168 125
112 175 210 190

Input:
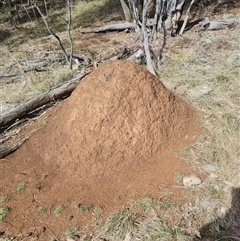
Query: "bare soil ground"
0 2 240 241
0 59 202 240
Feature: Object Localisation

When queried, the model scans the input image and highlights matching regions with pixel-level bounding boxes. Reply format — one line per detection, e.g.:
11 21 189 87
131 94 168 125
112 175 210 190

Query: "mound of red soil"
0 60 199 240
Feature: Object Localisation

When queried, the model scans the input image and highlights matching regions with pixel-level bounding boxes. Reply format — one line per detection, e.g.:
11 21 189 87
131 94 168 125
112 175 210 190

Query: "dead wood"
127 49 144 61
34 3 69 64
0 54 89 79
179 0 195 35
0 137 28 159
199 18 239 31
0 57 65 79
71 54 90 65
79 22 136 33
0 73 89 130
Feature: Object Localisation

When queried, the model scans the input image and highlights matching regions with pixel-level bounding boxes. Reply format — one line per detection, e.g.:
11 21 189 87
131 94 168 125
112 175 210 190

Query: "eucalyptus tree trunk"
142 0 156 76
120 0 132 21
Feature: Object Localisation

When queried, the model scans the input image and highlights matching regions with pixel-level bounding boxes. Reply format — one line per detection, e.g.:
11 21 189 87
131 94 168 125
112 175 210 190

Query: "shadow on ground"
194 187 240 241
0 29 11 42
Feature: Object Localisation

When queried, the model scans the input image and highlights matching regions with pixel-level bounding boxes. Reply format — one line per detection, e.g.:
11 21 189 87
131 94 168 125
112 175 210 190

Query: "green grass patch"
0 195 10 203
64 227 79 238
75 203 93 213
16 182 27 192
0 207 10 221
54 205 64 217
37 206 47 214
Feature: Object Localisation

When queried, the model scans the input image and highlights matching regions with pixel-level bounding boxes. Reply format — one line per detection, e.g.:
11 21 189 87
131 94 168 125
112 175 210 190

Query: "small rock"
66 234 80 241
183 175 202 187
71 235 80 240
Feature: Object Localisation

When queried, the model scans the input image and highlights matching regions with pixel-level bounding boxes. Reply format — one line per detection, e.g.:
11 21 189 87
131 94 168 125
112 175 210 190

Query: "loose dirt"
0 60 200 240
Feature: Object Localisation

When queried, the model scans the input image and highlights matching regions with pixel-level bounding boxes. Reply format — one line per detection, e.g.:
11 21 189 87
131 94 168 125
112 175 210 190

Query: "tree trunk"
199 18 239 31
120 0 132 21
142 0 156 76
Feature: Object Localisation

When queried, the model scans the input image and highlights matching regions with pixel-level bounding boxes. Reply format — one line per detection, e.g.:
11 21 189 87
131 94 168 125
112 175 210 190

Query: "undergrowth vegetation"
0 0 122 113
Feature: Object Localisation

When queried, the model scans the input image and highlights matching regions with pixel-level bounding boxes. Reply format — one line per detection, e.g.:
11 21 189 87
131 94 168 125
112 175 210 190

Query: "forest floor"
0 1 240 240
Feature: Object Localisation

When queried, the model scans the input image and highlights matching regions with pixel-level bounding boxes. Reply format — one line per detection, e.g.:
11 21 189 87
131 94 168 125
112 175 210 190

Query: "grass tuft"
75 203 93 213
54 205 64 217
16 182 27 192
64 227 79 238
100 209 137 240
0 207 10 222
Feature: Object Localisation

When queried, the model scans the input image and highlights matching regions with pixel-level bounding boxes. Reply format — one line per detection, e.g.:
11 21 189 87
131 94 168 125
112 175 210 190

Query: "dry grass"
158 22 240 240
0 46 73 113
93 10 240 241
96 196 195 241
0 0 122 113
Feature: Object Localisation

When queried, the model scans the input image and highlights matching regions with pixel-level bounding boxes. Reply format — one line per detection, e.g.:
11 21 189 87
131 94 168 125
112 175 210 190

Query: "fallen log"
0 73 89 130
0 54 90 79
199 18 239 31
0 57 66 79
0 138 28 159
79 22 136 33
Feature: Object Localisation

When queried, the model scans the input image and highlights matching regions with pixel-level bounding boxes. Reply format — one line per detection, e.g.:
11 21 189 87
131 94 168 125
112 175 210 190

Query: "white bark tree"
120 0 132 21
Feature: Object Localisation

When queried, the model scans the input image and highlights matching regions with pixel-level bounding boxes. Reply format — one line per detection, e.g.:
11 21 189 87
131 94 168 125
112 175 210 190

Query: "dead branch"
0 53 90 80
0 57 66 79
8 50 90 65
179 0 195 35
127 49 144 62
34 3 69 63
79 22 136 33
0 73 89 129
130 0 142 32
70 54 90 65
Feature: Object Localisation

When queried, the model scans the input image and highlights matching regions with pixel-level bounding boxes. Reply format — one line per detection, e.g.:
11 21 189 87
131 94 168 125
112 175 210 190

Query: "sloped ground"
0 60 201 240
0 2 240 241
